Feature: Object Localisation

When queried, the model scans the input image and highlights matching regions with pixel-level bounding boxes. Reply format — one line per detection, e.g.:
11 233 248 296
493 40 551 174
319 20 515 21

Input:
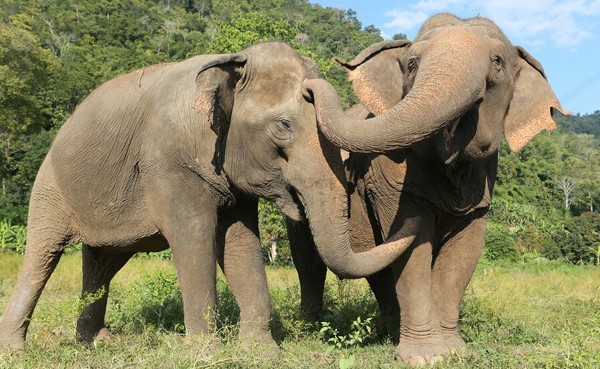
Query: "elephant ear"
504 46 566 152
193 53 247 171
337 40 411 115
194 53 246 131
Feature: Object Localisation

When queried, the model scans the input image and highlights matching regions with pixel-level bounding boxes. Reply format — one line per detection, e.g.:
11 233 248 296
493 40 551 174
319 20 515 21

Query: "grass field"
0 253 598 368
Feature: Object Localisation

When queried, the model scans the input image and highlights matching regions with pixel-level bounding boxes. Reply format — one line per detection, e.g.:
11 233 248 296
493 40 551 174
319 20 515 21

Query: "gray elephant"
0 42 416 355
298 14 565 364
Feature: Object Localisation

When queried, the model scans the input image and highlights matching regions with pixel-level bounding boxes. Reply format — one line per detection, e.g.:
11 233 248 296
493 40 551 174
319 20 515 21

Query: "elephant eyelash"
408 56 419 73
491 55 504 67
276 117 293 132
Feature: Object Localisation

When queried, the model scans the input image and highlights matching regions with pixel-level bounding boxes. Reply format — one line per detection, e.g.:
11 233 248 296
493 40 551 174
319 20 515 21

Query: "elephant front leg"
393 229 449 365
432 215 486 355
147 183 223 359
167 216 225 362
168 221 219 342
218 200 279 358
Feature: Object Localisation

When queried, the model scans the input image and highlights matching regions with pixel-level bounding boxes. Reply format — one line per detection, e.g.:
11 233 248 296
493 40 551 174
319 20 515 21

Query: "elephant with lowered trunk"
295 14 565 365
0 42 416 355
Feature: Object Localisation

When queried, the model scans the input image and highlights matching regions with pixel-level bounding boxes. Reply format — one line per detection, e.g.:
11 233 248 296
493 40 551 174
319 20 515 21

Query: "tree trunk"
269 239 277 263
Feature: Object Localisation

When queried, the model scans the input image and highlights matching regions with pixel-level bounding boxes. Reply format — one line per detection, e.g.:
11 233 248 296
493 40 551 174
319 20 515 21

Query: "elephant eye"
408 56 419 73
271 117 294 144
488 54 505 88
491 55 504 68
278 118 293 132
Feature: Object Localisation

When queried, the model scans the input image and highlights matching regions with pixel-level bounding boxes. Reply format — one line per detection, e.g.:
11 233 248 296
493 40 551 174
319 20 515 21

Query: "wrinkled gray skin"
297 14 564 365
0 42 415 355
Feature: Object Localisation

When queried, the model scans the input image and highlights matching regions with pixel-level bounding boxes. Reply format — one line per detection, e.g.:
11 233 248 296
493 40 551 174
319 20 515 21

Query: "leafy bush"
109 270 185 334
552 212 600 264
0 220 26 254
259 199 292 266
319 316 374 350
483 223 519 262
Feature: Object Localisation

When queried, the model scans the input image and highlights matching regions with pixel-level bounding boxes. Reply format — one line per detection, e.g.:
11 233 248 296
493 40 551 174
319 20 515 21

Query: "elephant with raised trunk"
0 42 417 355
299 14 565 364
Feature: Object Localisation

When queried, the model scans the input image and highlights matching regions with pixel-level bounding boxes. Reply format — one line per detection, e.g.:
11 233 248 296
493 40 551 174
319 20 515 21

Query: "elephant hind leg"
287 218 327 321
76 245 133 343
0 189 73 351
366 268 400 341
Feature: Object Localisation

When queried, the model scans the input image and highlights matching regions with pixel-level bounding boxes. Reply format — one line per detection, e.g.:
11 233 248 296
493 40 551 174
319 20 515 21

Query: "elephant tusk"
444 118 460 151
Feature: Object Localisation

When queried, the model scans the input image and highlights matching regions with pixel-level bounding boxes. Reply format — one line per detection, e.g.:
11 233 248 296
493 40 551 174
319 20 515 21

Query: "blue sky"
311 0 600 115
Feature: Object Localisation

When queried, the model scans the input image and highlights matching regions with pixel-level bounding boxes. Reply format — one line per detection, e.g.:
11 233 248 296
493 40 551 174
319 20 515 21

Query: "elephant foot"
186 333 224 363
299 308 321 322
95 327 113 343
0 322 26 353
76 325 112 344
299 303 323 322
239 330 280 360
394 333 450 366
0 336 25 354
441 328 467 356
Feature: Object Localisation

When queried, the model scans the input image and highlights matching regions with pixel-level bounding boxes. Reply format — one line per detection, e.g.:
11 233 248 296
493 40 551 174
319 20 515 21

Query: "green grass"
0 253 599 368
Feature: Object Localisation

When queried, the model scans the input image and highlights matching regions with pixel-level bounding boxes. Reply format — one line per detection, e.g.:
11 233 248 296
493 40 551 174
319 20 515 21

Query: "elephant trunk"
291 134 419 279
305 29 489 153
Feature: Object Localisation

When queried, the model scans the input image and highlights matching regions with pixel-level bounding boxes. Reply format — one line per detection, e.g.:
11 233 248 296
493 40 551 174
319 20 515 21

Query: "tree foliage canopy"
1 1 599 264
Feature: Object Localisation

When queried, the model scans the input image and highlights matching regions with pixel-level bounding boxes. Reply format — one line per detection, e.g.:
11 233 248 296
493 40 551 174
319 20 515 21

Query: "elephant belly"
85 232 170 253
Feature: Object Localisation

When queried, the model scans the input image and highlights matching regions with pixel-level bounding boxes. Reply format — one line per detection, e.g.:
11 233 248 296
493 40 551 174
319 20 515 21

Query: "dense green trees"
1 0 599 264
491 122 600 264
0 0 380 222
0 13 60 222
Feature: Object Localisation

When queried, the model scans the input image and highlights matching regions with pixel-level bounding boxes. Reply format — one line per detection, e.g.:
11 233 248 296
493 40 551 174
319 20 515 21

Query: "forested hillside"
1 0 599 265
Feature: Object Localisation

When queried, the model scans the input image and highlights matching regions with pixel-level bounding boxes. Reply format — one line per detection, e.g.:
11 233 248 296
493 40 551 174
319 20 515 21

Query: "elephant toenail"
430 355 445 363
407 356 427 366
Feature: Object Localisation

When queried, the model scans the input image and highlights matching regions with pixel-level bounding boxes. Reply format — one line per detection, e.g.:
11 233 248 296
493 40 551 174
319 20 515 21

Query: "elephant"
298 13 565 365
0 42 418 355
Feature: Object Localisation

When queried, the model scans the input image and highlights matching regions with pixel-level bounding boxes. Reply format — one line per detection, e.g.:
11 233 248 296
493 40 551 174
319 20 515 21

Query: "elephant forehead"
233 95 304 124
244 70 302 106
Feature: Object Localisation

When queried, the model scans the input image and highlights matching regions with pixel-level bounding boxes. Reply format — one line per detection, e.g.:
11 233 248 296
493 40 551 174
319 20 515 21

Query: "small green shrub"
317 315 375 369
319 316 374 350
484 223 519 262
0 220 26 254
552 212 600 264
109 270 185 334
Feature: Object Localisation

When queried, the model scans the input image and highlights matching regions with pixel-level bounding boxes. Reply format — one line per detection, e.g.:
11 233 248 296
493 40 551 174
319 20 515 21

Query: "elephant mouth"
442 105 480 165
275 186 305 221
443 118 461 165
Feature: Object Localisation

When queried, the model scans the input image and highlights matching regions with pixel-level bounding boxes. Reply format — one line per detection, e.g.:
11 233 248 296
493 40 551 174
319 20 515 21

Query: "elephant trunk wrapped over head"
304 24 564 156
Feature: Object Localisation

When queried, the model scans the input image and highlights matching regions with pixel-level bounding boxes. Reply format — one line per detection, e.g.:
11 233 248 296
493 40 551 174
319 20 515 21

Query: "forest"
1 0 600 266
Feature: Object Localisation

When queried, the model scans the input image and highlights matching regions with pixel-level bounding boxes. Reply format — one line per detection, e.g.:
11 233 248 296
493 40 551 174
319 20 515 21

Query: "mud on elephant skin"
299 13 565 365
0 42 413 355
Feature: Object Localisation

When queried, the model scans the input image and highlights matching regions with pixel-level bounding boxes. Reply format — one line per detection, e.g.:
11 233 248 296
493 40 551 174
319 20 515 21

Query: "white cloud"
382 0 600 48
384 10 429 31
380 30 392 40
413 0 470 12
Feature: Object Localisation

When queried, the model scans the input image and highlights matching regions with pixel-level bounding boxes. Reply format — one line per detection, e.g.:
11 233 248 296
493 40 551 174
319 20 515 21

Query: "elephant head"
305 13 565 161
193 42 418 278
